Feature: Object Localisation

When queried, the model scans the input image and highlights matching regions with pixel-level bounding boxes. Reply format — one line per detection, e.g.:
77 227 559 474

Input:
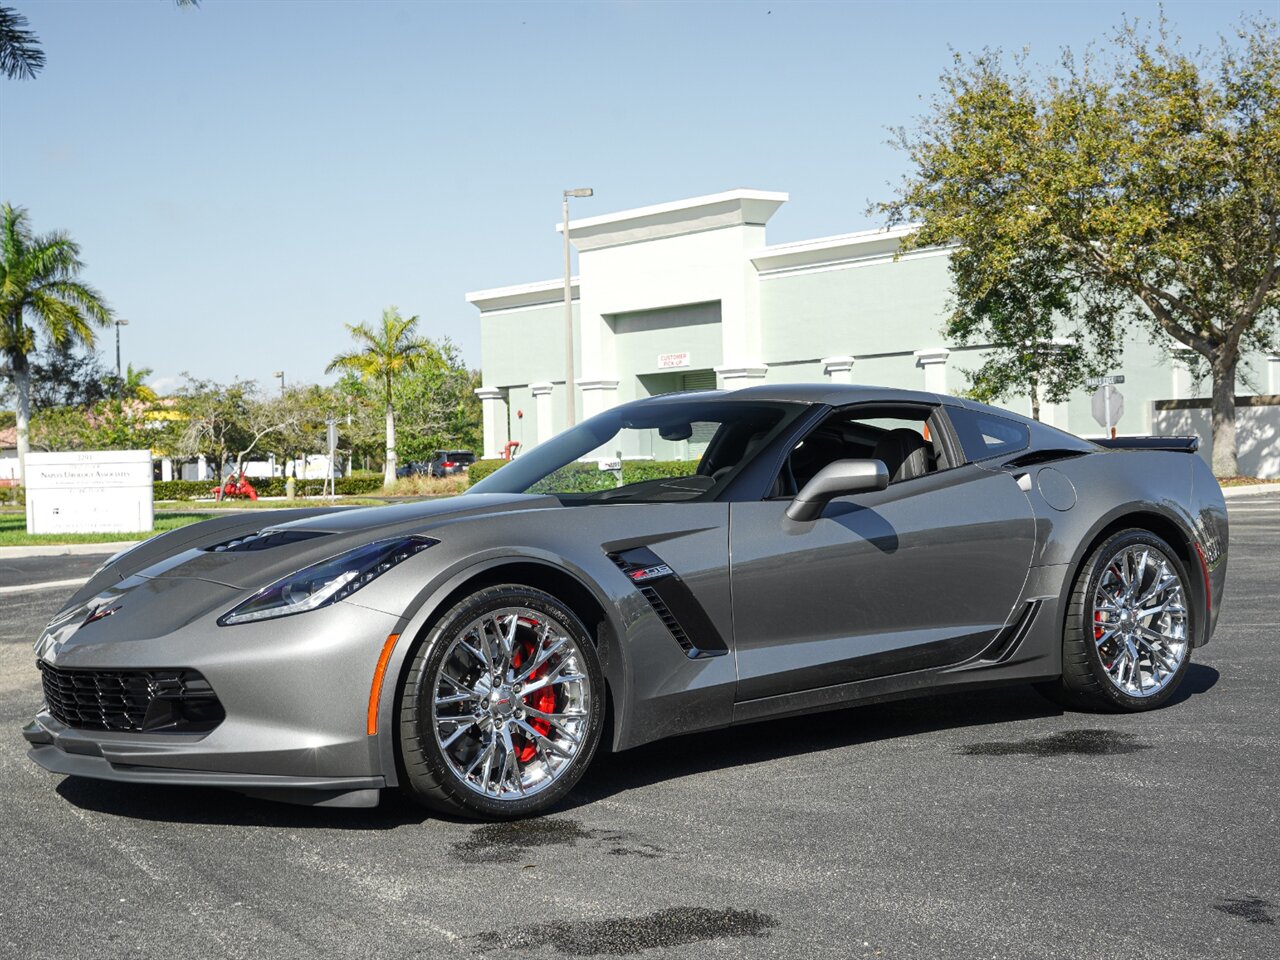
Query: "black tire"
398 584 605 819
1037 529 1194 712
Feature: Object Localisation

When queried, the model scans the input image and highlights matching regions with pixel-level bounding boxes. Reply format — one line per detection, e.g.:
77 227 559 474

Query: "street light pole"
114 319 129 398
563 188 592 427
274 371 285 398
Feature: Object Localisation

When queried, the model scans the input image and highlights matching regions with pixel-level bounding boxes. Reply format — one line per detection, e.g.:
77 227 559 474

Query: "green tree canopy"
175 376 316 477
876 14 1280 475
0 202 113 484
326 307 432 486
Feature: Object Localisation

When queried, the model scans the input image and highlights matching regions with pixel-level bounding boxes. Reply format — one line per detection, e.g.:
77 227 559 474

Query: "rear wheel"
1039 529 1193 712
398 584 604 819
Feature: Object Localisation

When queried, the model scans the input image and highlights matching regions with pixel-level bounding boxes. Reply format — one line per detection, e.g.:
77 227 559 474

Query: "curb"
0 540 138 560
1222 484 1280 499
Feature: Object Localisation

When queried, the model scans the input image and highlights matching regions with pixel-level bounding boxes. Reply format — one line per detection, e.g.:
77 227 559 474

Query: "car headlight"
217 536 437 626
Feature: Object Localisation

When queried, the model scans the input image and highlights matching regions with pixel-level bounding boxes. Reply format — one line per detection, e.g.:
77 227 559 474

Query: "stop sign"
1091 386 1125 429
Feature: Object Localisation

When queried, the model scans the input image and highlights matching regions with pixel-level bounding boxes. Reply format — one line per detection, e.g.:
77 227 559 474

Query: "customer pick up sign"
25 450 154 535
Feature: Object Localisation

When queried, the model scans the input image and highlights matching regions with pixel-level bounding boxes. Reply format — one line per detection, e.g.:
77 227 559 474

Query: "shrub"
467 458 698 491
466 459 507 484
153 476 384 501
385 474 471 498
529 463 616 494
622 460 698 483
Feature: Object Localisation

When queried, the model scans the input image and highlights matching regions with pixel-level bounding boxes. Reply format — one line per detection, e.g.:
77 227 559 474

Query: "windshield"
467 398 803 503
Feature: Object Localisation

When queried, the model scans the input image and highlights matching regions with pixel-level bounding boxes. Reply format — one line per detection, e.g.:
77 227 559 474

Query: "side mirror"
785 459 889 522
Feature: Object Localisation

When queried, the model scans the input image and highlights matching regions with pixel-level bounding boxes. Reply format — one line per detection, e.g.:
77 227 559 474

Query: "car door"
729 406 1036 702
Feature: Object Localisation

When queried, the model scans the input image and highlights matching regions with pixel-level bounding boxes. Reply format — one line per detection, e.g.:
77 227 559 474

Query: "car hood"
141 493 562 591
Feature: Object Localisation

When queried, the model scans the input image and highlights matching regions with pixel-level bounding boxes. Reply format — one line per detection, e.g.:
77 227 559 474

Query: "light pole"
563 188 592 427
114 318 129 397
273 370 285 398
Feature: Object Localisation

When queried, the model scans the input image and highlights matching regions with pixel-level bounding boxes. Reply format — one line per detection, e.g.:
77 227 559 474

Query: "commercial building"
468 189 1280 473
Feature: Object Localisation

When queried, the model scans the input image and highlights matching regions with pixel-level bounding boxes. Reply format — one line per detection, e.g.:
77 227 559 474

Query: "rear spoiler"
1094 436 1200 453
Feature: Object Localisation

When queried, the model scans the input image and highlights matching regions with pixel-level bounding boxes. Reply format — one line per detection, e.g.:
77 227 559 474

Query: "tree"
0 339 110 411
326 307 431 486
876 14 1280 475
1 1 198 81
102 362 158 402
30 398 162 454
175 376 305 478
949 244 1123 419
0 203 112 484
392 336 482 463
0 6 43 80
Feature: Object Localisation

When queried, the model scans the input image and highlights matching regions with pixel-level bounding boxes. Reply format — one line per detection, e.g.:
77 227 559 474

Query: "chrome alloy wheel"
431 606 591 801
1092 545 1189 698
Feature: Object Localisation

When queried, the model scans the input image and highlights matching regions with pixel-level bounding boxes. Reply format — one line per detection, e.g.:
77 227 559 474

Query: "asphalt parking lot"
1 496 1277 960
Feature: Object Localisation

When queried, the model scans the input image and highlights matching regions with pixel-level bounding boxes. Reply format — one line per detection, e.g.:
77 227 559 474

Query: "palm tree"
2 2 199 81
0 6 44 80
0 203 112 484
326 307 431 486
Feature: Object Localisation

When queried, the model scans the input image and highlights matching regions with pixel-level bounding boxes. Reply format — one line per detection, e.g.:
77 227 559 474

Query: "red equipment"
212 472 259 501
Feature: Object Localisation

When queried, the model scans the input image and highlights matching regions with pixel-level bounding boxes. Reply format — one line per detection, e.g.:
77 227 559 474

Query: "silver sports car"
25 385 1228 819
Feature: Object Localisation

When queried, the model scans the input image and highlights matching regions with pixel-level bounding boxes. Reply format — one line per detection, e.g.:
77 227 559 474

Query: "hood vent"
203 530 328 553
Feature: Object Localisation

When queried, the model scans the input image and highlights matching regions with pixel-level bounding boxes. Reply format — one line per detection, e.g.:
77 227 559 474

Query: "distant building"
468 189 1277 467
0 426 17 484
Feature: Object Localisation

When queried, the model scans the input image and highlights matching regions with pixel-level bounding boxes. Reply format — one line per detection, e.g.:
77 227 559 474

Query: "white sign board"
25 450 154 535
657 352 690 369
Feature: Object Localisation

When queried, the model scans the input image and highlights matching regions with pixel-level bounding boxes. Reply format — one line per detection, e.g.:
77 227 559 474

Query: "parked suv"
427 450 476 477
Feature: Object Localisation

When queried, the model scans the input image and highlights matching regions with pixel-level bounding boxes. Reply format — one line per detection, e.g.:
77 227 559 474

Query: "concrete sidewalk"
0 540 137 561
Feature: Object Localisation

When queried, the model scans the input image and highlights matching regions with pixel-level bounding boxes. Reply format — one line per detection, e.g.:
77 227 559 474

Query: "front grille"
38 663 225 733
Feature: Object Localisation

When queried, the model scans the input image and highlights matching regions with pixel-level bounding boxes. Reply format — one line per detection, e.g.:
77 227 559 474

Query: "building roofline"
466 276 578 312
555 188 789 234
555 188 789 252
751 223 954 275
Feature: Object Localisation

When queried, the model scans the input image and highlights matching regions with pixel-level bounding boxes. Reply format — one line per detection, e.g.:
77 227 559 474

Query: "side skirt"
731 598 1059 726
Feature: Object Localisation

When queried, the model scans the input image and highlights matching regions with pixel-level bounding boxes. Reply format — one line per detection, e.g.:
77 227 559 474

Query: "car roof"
627 382 943 408
622 383 1090 444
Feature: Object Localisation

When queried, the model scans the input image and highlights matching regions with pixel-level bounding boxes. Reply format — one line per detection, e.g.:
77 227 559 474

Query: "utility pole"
114 318 129 397
563 188 592 427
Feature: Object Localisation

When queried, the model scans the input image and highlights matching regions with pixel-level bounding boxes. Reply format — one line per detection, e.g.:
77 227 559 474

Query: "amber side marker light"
367 633 401 736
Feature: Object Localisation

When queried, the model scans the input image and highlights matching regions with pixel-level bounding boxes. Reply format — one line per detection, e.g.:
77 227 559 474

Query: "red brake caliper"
1094 610 1105 641
511 620 556 764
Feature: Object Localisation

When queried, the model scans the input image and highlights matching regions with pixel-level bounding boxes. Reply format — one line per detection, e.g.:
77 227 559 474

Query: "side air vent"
607 547 728 659
637 584 695 653
980 600 1042 663
204 530 328 552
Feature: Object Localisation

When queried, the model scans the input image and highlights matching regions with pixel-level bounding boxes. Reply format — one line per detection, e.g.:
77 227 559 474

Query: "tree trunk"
1209 355 1239 478
1029 373 1041 422
384 402 397 487
13 354 31 487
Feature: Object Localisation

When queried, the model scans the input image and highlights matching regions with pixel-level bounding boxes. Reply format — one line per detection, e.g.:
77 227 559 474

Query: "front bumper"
24 713 384 806
27 581 405 807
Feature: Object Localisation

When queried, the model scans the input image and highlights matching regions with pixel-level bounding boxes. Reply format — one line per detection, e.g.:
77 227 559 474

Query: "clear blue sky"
0 0 1264 394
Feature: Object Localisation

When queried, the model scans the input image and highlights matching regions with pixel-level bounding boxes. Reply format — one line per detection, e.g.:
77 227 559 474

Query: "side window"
948 408 1030 462
775 404 951 496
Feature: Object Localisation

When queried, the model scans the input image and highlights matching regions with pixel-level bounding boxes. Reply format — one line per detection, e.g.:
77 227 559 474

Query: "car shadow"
569 663 1221 809
53 666 1219 827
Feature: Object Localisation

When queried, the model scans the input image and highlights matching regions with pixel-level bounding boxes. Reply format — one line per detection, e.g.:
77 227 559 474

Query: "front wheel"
1039 529 1194 712
398 585 604 819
